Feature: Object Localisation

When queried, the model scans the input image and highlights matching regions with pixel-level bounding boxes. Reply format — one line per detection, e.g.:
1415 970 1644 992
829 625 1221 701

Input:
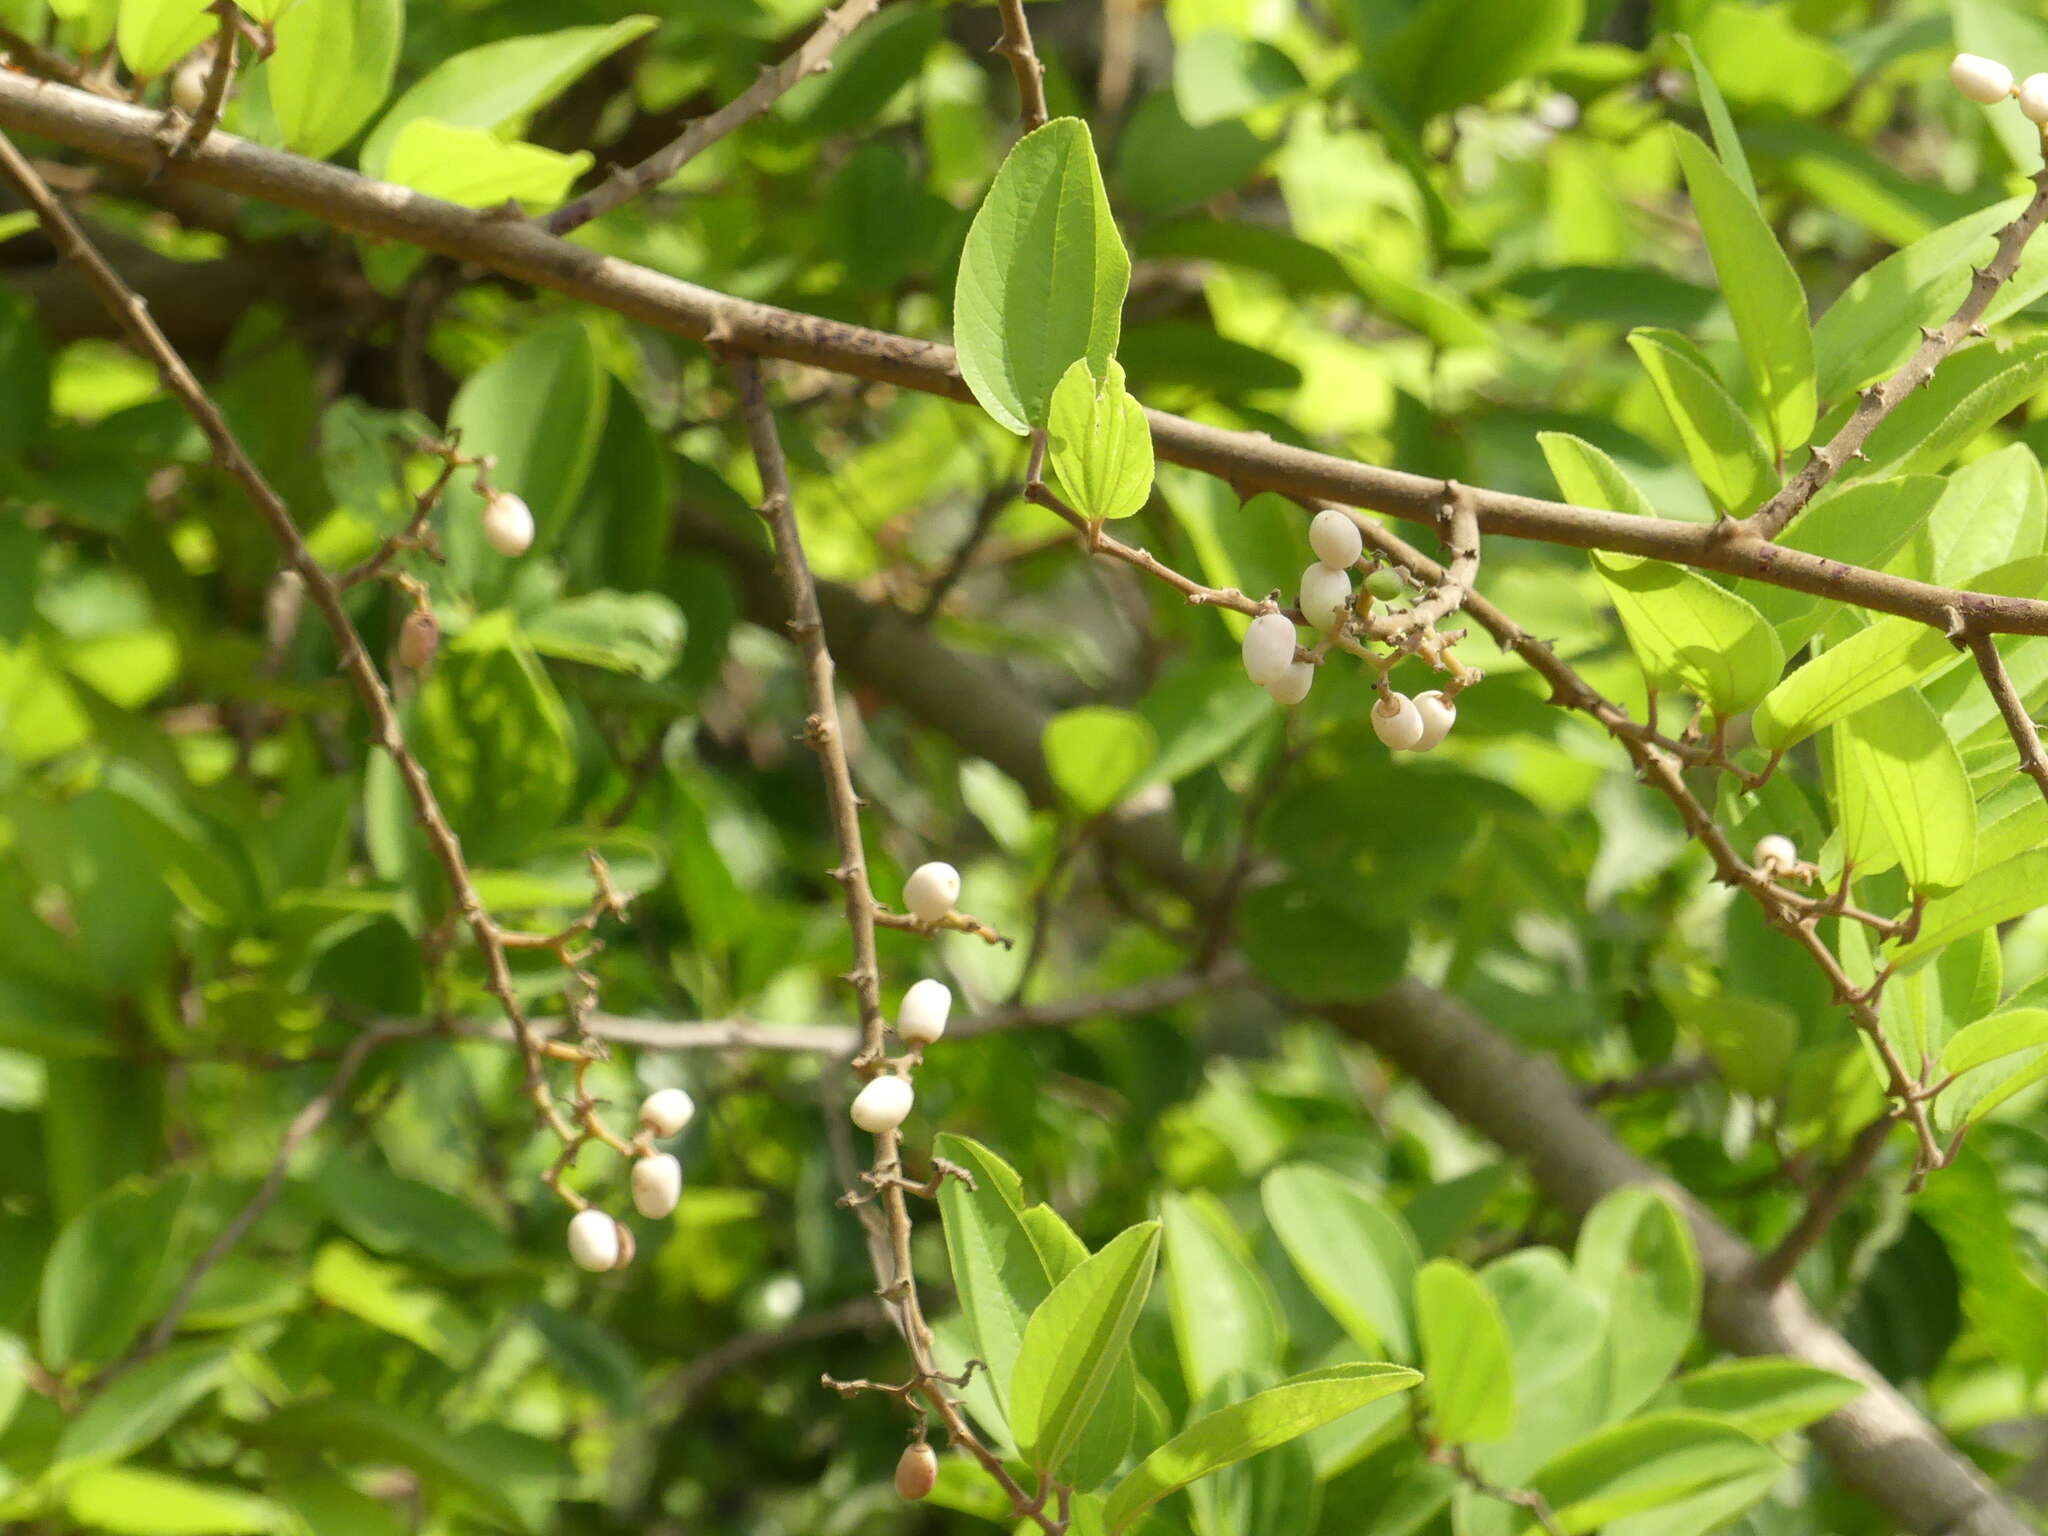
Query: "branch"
1753 1111 1896 1291
539 0 882 237
166 2 239 163
1966 628 2048 807
992 0 1050 133
13 74 2048 638
0 23 122 97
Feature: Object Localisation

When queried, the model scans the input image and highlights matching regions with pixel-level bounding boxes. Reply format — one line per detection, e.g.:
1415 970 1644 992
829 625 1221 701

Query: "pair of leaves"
1831 686 1976 892
1590 552 1784 718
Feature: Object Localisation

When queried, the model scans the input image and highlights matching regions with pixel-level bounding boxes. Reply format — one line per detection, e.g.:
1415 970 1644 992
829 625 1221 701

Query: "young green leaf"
53 1340 234 1468
1537 431 1659 517
1672 128 1816 453
1627 329 1776 514
40 1173 190 1368
1833 688 1976 892
1414 1258 1515 1444
934 1133 1047 1421
267 0 405 161
1262 1164 1419 1359
1656 1359 1864 1439
1575 1187 1701 1420
1752 617 1958 753
1733 475 1944 647
1161 1191 1286 1403
1101 1363 1421 1534
117 0 214 78
65 1466 288 1535
1893 848 2048 969
1675 34 1756 207
1884 339 2048 476
1047 359 1155 522
1590 552 1785 717
383 120 593 209
1010 1220 1161 1480
1936 1008 2048 1127
1497 1412 1782 1534
1044 706 1158 816
955 119 1130 435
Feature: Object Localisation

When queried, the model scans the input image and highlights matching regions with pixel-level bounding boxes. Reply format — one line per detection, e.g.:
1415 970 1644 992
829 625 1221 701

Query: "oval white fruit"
631 1153 683 1219
896 1442 939 1501
1410 690 1456 751
903 862 961 923
851 1074 915 1133
170 55 210 115
638 1087 696 1139
482 491 535 557
567 1209 627 1272
1952 52 2015 103
2020 72 2048 123
1754 834 1798 871
897 978 952 1047
1263 660 1314 706
1371 692 1426 750
1308 509 1362 571
1241 612 1299 687
1299 562 1352 633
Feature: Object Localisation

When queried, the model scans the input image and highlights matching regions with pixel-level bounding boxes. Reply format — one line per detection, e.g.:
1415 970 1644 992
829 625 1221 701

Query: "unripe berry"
1952 52 2015 104
482 491 535 557
567 1209 632 1272
1241 611 1299 688
1365 566 1405 602
1754 834 1798 872
851 1074 914 1134
630 1153 683 1219
1371 692 1425 750
897 978 952 1047
1410 690 1456 751
169 54 210 115
2020 72 2048 124
903 862 961 924
1263 660 1314 706
397 609 439 670
895 1441 939 1501
638 1087 696 1139
1308 509 1362 571
1299 562 1352 633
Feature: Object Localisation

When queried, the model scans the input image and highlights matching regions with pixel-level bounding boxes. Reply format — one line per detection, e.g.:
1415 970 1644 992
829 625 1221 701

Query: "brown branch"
1742 165 2048 541
166 2 238 163
1430 1440 1567 1536
12 73 2048 640
541 0 882 237
1753 1111 1896 1291
0 24 122 97
992 0 1049 133
1966 629 2048 807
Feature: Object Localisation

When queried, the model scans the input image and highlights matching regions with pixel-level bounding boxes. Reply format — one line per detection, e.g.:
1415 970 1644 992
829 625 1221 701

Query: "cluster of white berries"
848 863 962 1136
564 1086 695 1273
483 490 535 558
1369 688 1457 752
1952 52 2048 123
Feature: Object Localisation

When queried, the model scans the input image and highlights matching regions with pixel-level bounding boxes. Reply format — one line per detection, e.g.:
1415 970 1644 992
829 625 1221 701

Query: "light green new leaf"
40 1173 189 1367
1898 341 2048 476
1943 1008 2048 1074
268 0 405 161
1011 1221 1161 1479
521 592 687 681
1483 1249 1606 1395
54 1340 234 1468
308 1241 477 1364
1657 1359 1864 1439
234 0 299 19
1752 618 1956 752
1925 443 2047 584
1894 849 2048 969
1734 475 1944 646
360 16 658 177
955 118 1129 434
66 1466 287 1535
117 0 214 77
1161 1191 1286 1402
1373 0 1583 123
1415 1259 1515 1444
1590 552 1784 717
1047 359 1154 521
1538 431 1658 517
934 1133 1047 1423
1045 706 1158 815
1575 1187 1700 1420
384 120 592 209
1506 1413 1781 1535
1101 1363 1421 1534
1937 1009 2048 1127
1675 34 1755 207
1833 688 1975 891
1627 329 1776 514
1672 129 1815 453
1263 1164 1418 1359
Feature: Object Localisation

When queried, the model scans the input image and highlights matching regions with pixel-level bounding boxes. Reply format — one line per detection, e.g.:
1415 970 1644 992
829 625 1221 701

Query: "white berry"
482 491 535 557
1241 612 1299 688
2019 72 2048 124
897 978 952 1047
1308 509 1362 571
567 1209 630 1272
638 1087 695 1139
1410 690 1457 751
1952 53 2015 104
1263 660 1314 706
1299 562 1352 633
903 862 960 924
630 1153 683 1219
1754 834 1798 872
169 54 210 115
1371 692 1425 750
851 1074 915 1134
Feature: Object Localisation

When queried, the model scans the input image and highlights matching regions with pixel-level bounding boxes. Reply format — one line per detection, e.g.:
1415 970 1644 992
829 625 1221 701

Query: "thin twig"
1966 629 2048 807
541 0 882 237
0 24 122 97
1753 1110 1895 1291
992 0 1049 133
165 2 238 163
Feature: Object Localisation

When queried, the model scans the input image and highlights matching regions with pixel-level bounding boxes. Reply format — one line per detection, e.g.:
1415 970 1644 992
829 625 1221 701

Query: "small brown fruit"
398 610 440 670
895 1441 938 1501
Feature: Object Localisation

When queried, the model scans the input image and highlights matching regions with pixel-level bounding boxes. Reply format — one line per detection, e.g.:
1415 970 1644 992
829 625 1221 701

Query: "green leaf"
247 1395 524 1526
1658 1359 1863 1439
1925 443 2047 583
40 1173 189 1367
1937 1008 2048 1127
1011 1221 1161 1479
1172 29 1304 126
267 0 405 160
934 1133 1048 1423
1538 432 1658 517
1675 34 1756 207
314 1157 513 1274
521 592 687 681
1915 1147 2048 1380
116 0 214 77
1372 0 1583 122
1047 359 1155 522
1894 849 2048 969
1668 993 1796 1099
1873 338 2048 477
233 0 298 18
955 118 1130 435
1590 552 1784 716
308 1240 477 1364
1833 687 1976 891
1263 1164 1418 1359
1161 1191 1285 1402
1626 329 1776 514
1753 618 1956 752
54 1340 234 1467
383 119 592 209
1102 1363 1421 1534
1574 1188 1700 1420
1510 1413 1781 1534
1671 129 1815 453
1483 1248 1605 1395
1415 1258 1515 1444
65 1467 287 1535
1044 706 1158 816
360 16 658 177
1734 475 1944 647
